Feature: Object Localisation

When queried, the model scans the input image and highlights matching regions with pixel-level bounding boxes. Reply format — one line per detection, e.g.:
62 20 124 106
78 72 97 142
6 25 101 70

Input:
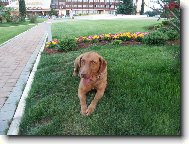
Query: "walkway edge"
7 33 48 135
0 24 39 48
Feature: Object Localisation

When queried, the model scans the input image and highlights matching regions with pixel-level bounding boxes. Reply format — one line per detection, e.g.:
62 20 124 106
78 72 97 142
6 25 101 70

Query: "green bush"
162 20 170 26
157 27 168 33
144 10 159 17
11 15 20 23
57 38 77 52
111 40 122 45
165 29 179 41
157 28 179 41
136 36 144 42
28 14 38 23
143 31 168 45
118 35 131 41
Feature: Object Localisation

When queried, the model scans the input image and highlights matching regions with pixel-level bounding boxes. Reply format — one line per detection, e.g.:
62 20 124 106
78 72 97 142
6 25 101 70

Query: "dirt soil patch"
44 40 180 54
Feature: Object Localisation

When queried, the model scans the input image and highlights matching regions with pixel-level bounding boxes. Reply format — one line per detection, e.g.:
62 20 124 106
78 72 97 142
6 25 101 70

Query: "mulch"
43 40 180 54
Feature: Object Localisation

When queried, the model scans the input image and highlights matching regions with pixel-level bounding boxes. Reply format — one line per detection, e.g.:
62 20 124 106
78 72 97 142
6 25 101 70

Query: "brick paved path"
0 21 49 134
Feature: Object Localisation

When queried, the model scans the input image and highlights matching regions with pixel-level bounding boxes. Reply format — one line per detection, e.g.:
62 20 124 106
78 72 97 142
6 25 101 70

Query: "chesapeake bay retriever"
73 51 107 116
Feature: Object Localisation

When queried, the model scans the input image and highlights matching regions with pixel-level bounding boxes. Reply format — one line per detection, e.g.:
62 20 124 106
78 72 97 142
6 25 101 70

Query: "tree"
49 8 57 16
19 0 26 21
117 0 134 15
140 0 144 15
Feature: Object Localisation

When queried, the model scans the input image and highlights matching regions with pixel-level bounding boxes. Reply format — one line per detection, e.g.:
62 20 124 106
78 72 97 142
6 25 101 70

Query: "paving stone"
0 98 7 108
0 91 10 98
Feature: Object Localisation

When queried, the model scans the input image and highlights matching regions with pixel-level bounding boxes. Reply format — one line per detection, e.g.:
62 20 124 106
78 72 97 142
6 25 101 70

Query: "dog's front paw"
86 105 95 116
80 106 87 116
72 71 77 77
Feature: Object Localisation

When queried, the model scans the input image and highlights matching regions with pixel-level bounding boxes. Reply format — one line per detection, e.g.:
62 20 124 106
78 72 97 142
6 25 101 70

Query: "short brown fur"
73 51 107 116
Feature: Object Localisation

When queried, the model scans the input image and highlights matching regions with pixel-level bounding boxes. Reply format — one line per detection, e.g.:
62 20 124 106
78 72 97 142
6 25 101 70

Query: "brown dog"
73 51 107 116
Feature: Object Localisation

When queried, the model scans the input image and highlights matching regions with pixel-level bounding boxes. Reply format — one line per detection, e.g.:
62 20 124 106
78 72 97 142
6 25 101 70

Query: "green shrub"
157 27 168 33
165 29 179 41
162 20 170 26
154 24 162 29
135 36 143 42
143 31 168 45
11 15 20 23
118 35 131 41
57 38 77 52
111 40 122 45
28 14 38 23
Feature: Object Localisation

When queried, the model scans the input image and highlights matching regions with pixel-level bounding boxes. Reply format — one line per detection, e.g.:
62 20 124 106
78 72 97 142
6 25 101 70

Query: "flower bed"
45 32 149 52
76 32 148 43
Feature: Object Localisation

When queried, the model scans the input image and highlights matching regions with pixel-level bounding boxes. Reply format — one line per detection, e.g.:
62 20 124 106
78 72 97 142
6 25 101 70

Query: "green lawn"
19 19 180 135
19 45 180 135
52 19 162 39
0 18 47 45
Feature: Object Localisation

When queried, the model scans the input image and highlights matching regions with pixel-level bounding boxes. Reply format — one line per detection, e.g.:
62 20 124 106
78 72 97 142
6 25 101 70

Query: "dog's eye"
91 61 96 64
81 60 85 65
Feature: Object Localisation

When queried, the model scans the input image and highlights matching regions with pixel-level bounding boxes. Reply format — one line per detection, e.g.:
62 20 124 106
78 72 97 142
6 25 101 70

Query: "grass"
19 19 180 135
52 19 162 39
19 44 180 135
0 18 47 44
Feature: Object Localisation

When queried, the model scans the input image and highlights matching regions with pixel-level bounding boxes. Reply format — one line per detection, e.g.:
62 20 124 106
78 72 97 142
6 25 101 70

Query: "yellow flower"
137 34 144 38
104 34 110 37
52 41 57 45
131 33 137 39
113 35 118 39
93 35 99 39
46 42 51 45
119 33 123 37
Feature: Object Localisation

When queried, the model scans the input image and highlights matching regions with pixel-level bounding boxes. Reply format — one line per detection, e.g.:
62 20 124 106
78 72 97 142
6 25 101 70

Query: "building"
5 0 51 15
5 0 120 16
51 0 120 16
0 0 9 6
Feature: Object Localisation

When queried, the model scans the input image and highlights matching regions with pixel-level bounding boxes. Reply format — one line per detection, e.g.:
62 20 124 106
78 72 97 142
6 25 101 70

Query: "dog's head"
78 52 107 81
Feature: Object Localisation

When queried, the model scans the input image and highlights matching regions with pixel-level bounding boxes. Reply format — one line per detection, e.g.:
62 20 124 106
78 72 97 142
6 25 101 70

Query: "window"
51 0 58 4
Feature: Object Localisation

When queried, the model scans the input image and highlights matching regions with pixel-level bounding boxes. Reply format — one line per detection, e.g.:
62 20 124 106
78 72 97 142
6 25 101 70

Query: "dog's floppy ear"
73 54 83 76
99 56 107 73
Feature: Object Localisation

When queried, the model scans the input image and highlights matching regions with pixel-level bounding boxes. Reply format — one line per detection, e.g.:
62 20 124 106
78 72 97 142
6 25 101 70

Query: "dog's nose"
81 74 87 78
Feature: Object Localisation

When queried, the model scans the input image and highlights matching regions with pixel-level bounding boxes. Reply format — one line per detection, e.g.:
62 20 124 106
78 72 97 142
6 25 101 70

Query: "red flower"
168 2 180 10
